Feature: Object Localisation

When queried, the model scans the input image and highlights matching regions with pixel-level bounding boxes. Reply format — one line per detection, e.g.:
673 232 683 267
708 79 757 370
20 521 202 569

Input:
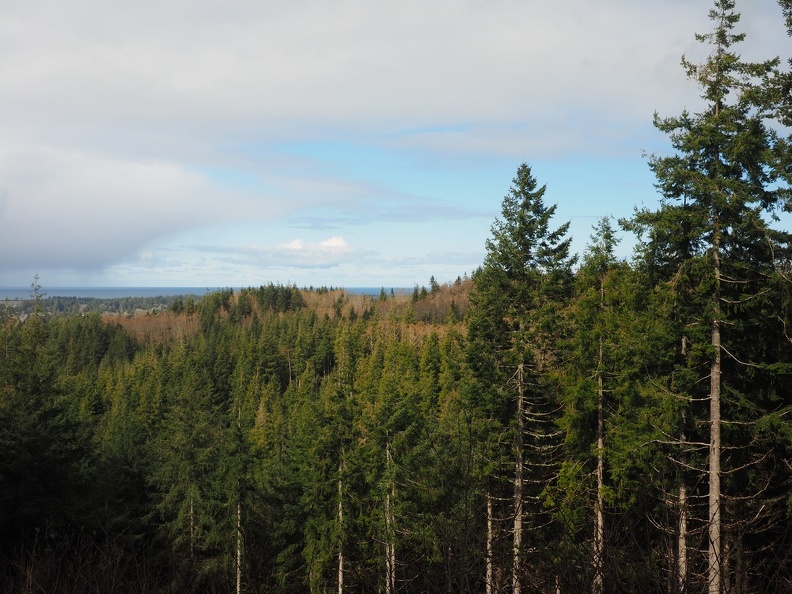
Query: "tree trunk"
593 334 605 594
513 363 524 594
235 406 243 594
236 493 242 594
385 435 396 594
708 222 722 594
338 458 344 594
487 489 495 594
189 496 195 561
678 480 688 594
677 337 689 594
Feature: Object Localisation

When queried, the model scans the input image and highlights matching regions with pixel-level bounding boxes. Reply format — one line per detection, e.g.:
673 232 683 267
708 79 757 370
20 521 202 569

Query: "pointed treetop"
682 0 777 107
484 163 575 279
581 217 620 275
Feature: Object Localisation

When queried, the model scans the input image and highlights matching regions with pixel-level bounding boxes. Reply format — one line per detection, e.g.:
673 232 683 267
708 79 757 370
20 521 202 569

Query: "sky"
0 0 789 289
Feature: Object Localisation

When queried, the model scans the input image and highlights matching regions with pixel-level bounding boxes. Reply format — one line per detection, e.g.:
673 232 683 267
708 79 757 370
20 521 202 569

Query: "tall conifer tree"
562 217 638 591
467 163 575 592
630 1 792 590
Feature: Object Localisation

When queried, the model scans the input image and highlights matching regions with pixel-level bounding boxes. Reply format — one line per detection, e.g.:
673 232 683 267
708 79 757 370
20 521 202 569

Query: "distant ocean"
0 287 217 300
0 286 400 301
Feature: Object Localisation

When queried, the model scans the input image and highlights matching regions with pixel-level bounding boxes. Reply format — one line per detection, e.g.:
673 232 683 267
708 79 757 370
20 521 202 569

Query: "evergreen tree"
466 163 576 592
0 314 91 554
561 217 632 591
628 2 792 590
148 339 231 591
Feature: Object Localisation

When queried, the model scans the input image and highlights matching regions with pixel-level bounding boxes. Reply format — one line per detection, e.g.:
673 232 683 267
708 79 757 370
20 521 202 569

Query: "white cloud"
267 236 354 267
279 237 351 254
281 239 305 251
319 237 351 252
177 236 357 271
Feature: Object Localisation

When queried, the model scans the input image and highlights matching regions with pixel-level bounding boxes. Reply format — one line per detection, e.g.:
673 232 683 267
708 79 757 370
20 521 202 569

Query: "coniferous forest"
3 2 792 592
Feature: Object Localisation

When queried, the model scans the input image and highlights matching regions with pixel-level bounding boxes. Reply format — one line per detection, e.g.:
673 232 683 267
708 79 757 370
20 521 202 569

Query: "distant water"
0 287 216 300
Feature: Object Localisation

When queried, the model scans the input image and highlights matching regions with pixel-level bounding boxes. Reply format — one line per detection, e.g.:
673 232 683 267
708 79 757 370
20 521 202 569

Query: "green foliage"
0 315 93 563
252 282 306 313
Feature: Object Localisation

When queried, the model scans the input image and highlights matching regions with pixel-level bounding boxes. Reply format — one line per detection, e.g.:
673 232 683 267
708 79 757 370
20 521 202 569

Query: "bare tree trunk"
385 435 396 594
385 488 395 594
708 222 722 594
236 493 242 594
677 337 689 594
678 480 688 594
487 490 495 594
236 403 243 594
513 363 524 594
593 335 605 594
338 457 344 594
189 496 195 561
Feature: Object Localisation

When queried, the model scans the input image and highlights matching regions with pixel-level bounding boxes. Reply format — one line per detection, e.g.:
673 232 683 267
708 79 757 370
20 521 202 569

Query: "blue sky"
0 0 788 288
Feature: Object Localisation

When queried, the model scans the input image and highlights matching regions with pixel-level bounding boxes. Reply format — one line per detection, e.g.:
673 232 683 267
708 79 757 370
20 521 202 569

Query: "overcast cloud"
0 0 788 287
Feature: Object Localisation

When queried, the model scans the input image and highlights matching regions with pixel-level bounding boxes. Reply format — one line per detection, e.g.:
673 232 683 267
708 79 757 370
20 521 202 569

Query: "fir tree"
467 163 576 593
628 2 792 590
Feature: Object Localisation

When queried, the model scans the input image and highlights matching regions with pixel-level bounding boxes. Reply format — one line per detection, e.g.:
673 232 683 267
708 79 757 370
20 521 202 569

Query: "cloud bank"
0 0 787 286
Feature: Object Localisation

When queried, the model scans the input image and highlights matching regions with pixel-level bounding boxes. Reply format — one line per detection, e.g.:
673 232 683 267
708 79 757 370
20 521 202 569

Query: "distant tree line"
3 293 205 317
